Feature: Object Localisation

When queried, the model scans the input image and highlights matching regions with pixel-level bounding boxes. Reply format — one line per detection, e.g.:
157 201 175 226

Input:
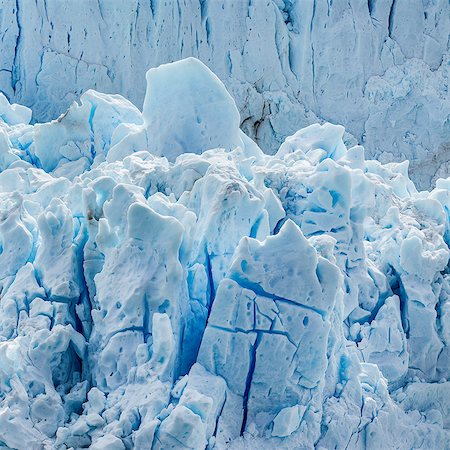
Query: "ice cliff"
0 0 449 190
0 57 450 449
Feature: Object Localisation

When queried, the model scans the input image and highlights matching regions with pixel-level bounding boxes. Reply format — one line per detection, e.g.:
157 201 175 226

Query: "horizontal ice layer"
0 0 448 189
0 59 449 449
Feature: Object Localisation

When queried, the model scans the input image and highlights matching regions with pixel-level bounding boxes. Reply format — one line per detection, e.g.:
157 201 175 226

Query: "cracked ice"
0 58 449 449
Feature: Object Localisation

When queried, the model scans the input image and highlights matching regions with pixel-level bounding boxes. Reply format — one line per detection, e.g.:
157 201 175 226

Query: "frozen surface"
0 0 449 189
0 58 449 449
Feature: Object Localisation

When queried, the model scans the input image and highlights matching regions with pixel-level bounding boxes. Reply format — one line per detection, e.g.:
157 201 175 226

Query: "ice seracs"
0 59 448 449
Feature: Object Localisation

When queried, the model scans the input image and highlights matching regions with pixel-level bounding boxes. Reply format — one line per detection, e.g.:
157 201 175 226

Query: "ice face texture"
0 0 448 189
0 58 449 449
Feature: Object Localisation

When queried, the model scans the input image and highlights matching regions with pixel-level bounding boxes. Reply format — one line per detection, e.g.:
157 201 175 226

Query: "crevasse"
0 58 449 450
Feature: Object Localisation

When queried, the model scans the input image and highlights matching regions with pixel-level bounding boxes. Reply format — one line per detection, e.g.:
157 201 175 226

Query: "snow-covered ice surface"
0 57 450 449
0 0 449 189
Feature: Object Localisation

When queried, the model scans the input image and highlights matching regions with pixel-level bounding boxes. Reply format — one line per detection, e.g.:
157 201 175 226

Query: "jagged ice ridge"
0 58 449 449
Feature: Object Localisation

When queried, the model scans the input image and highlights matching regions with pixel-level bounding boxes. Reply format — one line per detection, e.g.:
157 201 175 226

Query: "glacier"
0 0 449 190
0 57 449 449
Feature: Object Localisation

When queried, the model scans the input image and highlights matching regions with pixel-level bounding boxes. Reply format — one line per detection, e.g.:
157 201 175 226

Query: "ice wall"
0 57 449 449
0 0 448 189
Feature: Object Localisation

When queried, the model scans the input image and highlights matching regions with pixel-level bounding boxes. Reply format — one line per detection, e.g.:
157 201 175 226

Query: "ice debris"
0 58 449 449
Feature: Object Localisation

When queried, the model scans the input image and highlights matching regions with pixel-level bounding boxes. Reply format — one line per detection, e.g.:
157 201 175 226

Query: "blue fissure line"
241 333 261 436
310 0 316 105
368 0 375 17
240 332 261 436
388 265 410 338
199 0 207 23
88 103 98 162
12 0 22 94
388 0 396 37
209 323 297 348
183 249 217 369
231 271 327 318
143 293 150 343
204 249 216 314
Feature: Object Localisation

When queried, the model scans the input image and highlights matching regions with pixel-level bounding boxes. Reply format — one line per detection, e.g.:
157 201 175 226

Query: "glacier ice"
0 0 448 189
0 57 449 450
141 58 246 161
